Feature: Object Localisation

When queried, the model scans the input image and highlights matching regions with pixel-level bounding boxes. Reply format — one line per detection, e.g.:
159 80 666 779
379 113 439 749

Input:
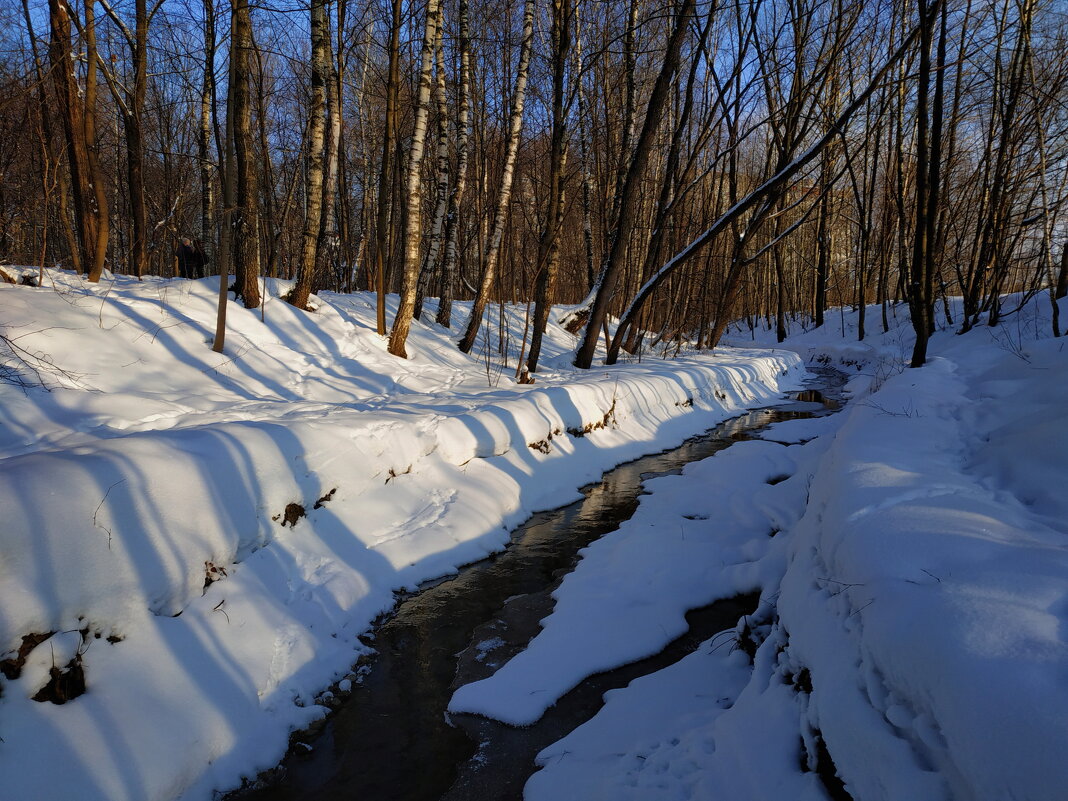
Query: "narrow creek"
237 369 845 801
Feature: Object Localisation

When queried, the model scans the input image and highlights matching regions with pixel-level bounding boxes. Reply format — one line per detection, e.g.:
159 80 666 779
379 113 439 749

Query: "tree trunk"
213 0 240 352
231 0 260 308
199 0 216 271
315 3 345 293
288 0 330 310
457 0 536 354
1057 242 1068 300
374 0 402 335
252 36 280 278
908 0 939 368
573 0 696 368
524 0 572 378
436 0 472 328
814 153 833 328
414 34 451 322
49 0 109 283
388 0 443 357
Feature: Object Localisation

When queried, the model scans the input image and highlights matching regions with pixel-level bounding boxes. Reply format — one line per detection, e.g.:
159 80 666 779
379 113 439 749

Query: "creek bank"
236 373 844 801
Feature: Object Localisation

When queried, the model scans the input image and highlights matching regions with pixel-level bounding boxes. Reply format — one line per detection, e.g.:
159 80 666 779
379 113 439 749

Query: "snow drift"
0 270 803 801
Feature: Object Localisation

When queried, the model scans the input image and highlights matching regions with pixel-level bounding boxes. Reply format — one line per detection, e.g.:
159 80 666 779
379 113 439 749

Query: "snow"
476 297 1068 801
4 269 1066 801
0 269 804 801
448 437 814 726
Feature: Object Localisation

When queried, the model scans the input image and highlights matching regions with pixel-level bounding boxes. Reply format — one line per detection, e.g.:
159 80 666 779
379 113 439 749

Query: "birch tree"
388 0 443 357
288 0 331 310
457 0 536 355
436 0 472 328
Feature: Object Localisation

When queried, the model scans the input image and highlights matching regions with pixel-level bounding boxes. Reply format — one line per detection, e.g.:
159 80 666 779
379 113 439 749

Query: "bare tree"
457 0 536 355
436 0 472 328
523 0 573 379
373 0 403 335
48 0 109 283
572 0 697 369
287 0 331 311
231 0 260 307
96 0 152 278
603 0 944 366
388 0 443 357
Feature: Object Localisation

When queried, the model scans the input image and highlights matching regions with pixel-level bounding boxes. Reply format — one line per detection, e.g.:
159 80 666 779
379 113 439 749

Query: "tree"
523 0 573 379
48 0 109 283
230 0 261 308
287 0 331 311
374 0 403 335
457 0 536 355
603 0 944 366
388 0 443 357
97 0 151 278
436 0 472 328
572 0 697 369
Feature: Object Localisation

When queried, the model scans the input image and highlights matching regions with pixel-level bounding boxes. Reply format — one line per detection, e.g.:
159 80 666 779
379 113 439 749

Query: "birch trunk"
458 0 536 354
315 0 345 292
436 0 472 328
414 35 450 321
387 0 443 357
288 0 330 310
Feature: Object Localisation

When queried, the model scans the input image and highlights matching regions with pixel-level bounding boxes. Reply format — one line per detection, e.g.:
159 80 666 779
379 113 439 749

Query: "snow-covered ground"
0 270 806 801
2 270 1065 801
454 296 1068 801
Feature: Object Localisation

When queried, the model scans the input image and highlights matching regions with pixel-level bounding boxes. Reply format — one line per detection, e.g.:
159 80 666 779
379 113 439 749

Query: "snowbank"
0 271 804 801
460 295 1068 801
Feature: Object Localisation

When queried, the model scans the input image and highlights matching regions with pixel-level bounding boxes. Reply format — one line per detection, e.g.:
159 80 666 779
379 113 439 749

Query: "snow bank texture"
0 272 804 801
780 347 1068 801
521 297 1068 801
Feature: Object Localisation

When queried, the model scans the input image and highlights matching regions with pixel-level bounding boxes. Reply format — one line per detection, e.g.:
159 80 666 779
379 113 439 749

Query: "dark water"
235 371 844 801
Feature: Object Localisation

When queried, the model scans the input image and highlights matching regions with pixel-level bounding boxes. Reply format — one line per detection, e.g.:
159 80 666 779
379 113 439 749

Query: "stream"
236 369 845 801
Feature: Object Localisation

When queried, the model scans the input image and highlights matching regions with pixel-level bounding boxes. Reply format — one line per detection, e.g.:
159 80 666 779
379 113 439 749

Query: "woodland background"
1 0 1066 373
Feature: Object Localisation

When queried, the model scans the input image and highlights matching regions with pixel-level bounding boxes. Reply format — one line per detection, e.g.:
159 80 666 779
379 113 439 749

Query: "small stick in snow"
92 479 128 550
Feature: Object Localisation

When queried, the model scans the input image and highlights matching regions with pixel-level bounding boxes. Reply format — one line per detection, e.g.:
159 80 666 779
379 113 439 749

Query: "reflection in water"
236 371 844 801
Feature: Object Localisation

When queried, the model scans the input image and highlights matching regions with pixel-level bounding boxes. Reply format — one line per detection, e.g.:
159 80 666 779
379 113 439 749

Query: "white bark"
436 0 472 328
387 0 442 357
289 0 329 310
458 0 536 353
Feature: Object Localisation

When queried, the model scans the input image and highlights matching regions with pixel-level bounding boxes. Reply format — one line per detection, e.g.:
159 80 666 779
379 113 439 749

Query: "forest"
2 0 1066 374
2 2 1068 799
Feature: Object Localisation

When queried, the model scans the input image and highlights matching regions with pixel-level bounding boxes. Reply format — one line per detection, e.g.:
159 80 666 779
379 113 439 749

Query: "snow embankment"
0 271 805 801
778 343 1068 801
515 298 1068 801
